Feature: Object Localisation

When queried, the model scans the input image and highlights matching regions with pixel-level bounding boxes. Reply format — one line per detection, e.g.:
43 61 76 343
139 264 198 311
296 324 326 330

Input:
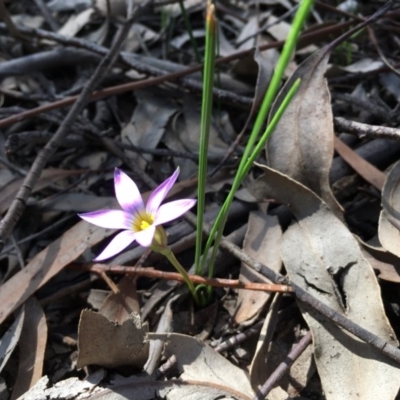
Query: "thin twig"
0 0 153 252
69 263 293 293
0 19 363 129
32 0 60 31
334 117 400 140
253 331 313 399
214 320 264 353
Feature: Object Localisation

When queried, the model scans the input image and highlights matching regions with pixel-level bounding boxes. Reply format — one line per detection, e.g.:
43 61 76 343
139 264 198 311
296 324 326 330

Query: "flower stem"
163 247 200 305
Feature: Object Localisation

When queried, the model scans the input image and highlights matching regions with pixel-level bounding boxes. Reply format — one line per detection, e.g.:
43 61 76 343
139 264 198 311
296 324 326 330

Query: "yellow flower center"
132 212 154 232
140 220 151 230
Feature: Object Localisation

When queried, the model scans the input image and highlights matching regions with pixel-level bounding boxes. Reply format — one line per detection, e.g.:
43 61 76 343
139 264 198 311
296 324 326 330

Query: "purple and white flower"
79 168 196 261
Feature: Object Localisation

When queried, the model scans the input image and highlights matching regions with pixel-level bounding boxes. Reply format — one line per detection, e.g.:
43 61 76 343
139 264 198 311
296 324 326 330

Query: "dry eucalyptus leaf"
0 169 84 214
18 370 105 400
0 217 114 326
144 294 178 375
164 96 229 180
11 298 47 400
39 193 116 212
236 15 263 50
234 212 282 325
57 8 94 37
264 14 291 42
48 0 91 12
250 164 400 399
94 0 127 18
121 90 178 170
266 45 342 217
0 306 24 373
340 58 384 74
250 295 314 397
99 276 140 324
333 135 386 191
379 160 400 258
77 310 149 369
362 245 400 284
250 294 281 390
22 373 251 400
149 332 254 398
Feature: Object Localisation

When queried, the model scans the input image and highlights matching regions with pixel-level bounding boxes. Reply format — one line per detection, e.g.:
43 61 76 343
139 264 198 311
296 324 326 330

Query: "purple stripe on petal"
114 168 144 214
94 230 136 261
154 199 196 226
146 168 180 216
79 209 132 230
135 225 156 247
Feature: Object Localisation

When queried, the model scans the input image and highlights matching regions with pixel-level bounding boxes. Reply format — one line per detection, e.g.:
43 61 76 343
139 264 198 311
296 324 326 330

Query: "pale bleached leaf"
250 164 400 400
121 90 178 170
267 46 342 217
149 332 254 398
0 307 24 373
77 310 149 369
234 212 282 324
11 298 47 400
99 276 140 324
250 295 314 396
379 160 400 257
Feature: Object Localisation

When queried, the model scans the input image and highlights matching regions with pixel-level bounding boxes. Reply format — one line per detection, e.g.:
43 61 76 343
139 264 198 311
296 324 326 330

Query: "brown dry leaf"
57 8 94 37
362 245 400 284
11 297 47 400
0 168 84 214
379 160 400 257
264 14 291 42
38 193 116 212
235 15 262 51
99 276 140 324
266 45 342 217
77 309 149 369
121 90 178 170
250 295 314 397
234 211 282 324
0 306 24 373
164 96 229 180
144 293 178 375
17 370 105 400
149 332 254 399
250 294 281 389
95 0 127 18
22 372 251 400
212 47 274 176
334 135 386 191
0 218 113 326
250 164 400 400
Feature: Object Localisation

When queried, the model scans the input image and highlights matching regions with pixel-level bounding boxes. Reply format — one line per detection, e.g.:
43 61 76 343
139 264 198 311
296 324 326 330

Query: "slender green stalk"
239 0 314 169
206 79 301 280
178 0 202 64
194 3 217 276
164 248 200 305
200 0 314 275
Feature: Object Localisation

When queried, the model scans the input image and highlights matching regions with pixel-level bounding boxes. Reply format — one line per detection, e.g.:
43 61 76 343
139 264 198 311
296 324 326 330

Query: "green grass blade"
200 0 314 275
178 0 202 64
206 79 301 279
194 2 217 276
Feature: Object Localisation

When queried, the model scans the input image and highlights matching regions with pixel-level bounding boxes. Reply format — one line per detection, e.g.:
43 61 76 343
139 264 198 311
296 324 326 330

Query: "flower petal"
154 199 196 226
135 225 156 247
114 168 144 214
79 209 131 229
146 168 180 216
94 230 136 261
